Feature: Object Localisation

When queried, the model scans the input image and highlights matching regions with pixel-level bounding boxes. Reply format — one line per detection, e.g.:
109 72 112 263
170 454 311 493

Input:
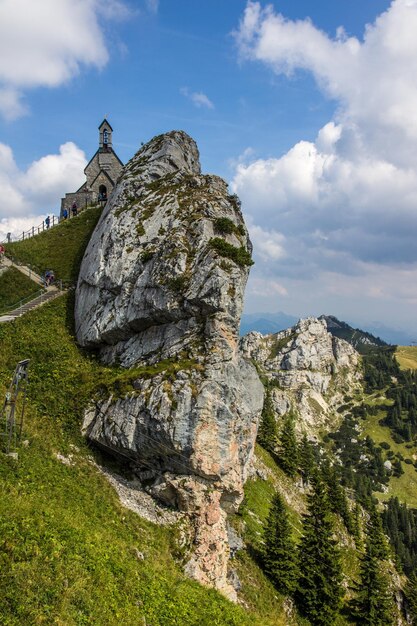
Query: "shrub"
214 217 236 234
209 238 253 267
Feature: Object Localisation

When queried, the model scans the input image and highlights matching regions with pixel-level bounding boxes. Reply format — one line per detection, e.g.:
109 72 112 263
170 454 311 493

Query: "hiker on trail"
63 208 68 220
72 202 78 217
45 215 50 229
44 270 55 287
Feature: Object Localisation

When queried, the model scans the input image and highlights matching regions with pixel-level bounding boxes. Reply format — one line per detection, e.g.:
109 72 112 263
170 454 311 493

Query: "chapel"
60 119 124 215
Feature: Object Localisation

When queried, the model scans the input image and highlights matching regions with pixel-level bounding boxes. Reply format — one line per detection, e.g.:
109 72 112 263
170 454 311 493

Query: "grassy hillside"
0 267 41 314
0 295 293 625
396 346 417 370
0 209 294 624
6 207 102 284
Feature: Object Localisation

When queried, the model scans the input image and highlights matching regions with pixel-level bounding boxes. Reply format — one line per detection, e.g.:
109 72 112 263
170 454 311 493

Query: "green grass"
395 346 417 371
0 295 288 625
6 207 102 284
0 267 41 314
361 408 417 508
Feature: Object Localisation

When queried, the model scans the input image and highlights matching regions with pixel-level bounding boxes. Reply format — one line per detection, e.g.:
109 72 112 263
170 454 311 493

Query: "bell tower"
99 119 113 150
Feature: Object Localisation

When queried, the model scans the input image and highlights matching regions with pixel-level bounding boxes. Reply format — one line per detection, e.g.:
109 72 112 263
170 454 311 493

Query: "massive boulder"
240 317 361 436
75 131 264 598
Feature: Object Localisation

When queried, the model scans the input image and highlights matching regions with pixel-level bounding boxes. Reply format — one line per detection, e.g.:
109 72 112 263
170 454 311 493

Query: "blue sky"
1 0 416 341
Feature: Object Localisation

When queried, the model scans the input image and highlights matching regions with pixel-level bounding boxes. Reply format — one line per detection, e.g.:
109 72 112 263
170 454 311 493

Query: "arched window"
103 129 108 145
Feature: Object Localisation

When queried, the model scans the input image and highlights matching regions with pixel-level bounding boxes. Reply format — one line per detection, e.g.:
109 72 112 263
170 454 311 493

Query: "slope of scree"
75 130 264 599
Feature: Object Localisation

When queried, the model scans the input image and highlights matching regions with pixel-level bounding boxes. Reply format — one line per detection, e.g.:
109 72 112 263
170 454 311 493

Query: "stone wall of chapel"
98 151 123 185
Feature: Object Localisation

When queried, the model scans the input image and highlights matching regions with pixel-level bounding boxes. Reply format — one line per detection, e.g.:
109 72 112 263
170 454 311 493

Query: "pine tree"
257 387 277 453
261 492 298 595
321 460 354 535
349 535 394 624
299 433 316 486
405 572 417 624
352 503 363 548
295 473 343 625
368 502 389 561
278 413 298 477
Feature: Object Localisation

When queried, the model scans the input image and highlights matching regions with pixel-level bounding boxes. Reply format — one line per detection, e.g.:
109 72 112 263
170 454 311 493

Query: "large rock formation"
75 131 264 598
240 317 361 436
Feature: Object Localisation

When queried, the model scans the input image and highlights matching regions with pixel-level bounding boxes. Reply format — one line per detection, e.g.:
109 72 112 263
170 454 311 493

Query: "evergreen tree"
352 503 363 548
278 413 298 477
295 473 343 625
321 460 354 535
405 572 417 624
368 502 389 561
261 492 298 595
257 387 277 453
299 433 316 486
349 535 394 624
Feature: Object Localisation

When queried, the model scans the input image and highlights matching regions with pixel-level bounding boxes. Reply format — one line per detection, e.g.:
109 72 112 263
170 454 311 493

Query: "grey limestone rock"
240 317 361 435
76 130 263 599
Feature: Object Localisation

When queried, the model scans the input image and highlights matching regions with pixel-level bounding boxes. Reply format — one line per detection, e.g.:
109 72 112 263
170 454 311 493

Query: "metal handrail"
0 288 46 316
1 202 100 245
1 215 60 244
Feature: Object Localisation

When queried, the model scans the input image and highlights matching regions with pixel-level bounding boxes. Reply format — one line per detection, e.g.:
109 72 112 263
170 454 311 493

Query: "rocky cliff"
240 317 361 436
75 131 263 598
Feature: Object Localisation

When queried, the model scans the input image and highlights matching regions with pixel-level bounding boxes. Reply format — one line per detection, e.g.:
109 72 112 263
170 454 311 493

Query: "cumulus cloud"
180 87 215 109
0 141 86 239
0 0 130 120
233 0 417 321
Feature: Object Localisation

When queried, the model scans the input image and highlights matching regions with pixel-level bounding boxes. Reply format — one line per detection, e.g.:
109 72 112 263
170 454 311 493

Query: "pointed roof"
98 118 113 131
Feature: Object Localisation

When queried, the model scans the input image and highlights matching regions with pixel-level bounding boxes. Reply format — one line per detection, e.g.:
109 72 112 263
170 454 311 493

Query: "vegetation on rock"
209 237 254 267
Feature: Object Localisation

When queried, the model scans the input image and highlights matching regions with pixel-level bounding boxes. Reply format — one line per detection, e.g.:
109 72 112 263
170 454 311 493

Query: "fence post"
22 232 24 240
32 226 34 237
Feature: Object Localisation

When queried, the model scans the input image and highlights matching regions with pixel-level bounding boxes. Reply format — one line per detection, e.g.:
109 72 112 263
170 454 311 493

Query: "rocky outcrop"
240 317 361 436
76 131 263 598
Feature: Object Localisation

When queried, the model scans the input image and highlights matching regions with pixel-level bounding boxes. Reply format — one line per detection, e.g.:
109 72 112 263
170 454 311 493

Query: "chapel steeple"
98 119 113 150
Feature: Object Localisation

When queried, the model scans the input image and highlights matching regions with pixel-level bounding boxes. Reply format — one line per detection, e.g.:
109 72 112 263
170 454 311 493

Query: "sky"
0 0 416 340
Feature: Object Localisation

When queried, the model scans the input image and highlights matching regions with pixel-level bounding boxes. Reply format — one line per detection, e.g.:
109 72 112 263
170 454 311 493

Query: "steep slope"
0 266 40 314
75 131 263 598
0 295 285 626
6 206 102 284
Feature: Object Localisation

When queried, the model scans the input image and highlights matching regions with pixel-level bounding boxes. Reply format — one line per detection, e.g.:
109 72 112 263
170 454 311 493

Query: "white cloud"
0 215 48 243
247 277 288 297
0 142 87 238
233 0 417 324
180 87 214 109
0 0 130 120
146 0 159 13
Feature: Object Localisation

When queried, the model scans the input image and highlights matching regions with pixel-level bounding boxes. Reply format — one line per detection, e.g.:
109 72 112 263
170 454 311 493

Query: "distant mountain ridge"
240 311 298 336
319 314 388 354
241 310 415 347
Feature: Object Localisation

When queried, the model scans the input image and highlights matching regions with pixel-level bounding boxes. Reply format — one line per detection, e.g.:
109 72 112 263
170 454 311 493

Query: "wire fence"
1 214 62 245
0 200 104 246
